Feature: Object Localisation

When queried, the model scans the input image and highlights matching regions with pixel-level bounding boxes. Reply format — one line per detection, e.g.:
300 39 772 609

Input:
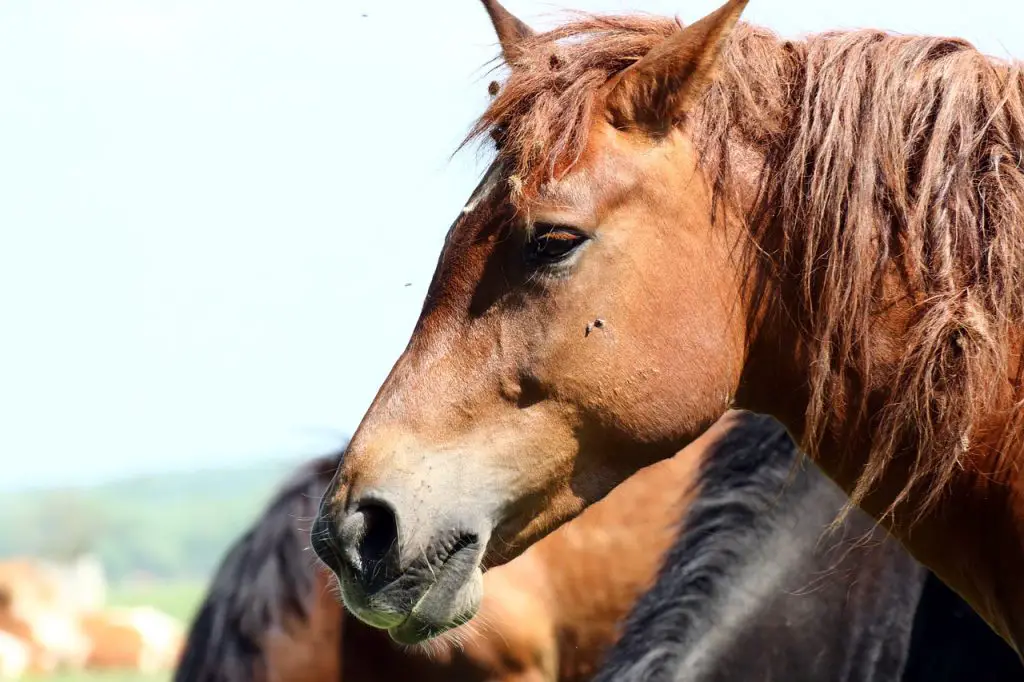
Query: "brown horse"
313 0 1024 652
0 559 92 673
79 607 185 673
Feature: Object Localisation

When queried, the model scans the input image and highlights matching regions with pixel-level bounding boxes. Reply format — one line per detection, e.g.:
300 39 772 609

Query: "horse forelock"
464 11 1024 520
464 13 683 205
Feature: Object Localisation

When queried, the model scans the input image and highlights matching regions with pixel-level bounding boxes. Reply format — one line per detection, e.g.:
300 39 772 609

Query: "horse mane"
468 13 1024 518
591 411 816 681
173 444 347 682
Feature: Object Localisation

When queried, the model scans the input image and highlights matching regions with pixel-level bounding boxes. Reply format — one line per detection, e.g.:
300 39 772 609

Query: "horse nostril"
339 499 400 583
359 501 399 565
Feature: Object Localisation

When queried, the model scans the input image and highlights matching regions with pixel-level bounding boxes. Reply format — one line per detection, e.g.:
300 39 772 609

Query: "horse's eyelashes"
524 223 589 268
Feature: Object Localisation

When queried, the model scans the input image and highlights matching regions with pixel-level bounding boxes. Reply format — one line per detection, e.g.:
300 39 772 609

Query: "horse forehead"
533 136 661 221
454 136 627 235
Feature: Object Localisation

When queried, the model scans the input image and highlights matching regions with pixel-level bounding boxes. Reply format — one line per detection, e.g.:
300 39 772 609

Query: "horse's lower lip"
387 614 447 645
385 543 485 645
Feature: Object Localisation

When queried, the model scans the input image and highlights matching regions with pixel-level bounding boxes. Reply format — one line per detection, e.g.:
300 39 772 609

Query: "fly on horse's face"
313 0 754 644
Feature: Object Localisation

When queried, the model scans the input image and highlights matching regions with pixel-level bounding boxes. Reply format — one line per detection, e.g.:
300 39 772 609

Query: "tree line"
0 461 300 583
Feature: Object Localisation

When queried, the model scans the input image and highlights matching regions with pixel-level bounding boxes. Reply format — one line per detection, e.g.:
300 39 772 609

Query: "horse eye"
524 223 589 268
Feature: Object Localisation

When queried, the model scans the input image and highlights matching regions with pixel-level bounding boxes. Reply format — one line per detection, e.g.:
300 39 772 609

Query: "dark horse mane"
592 411 1024 681
592 411 833 680
173 443 347 682
468 13 1024 518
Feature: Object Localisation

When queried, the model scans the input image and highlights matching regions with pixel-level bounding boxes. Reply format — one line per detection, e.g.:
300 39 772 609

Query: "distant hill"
0 458 322 583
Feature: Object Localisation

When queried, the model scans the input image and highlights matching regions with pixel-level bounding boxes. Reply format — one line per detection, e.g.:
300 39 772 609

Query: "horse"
0 560 63 616
0 559 91 672
80 606 185 673
0 608 90 675
593 412 1024 682
1 555 109 617
312 0 1024 652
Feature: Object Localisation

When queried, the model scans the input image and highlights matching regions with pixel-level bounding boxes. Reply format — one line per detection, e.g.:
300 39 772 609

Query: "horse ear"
479 0 535 61
604 0 748 134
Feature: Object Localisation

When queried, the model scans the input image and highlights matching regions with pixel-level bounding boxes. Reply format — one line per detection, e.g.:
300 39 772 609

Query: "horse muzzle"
311 487 490 644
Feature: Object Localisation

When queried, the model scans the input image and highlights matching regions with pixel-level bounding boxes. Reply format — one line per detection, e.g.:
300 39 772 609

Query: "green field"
25 581 207 682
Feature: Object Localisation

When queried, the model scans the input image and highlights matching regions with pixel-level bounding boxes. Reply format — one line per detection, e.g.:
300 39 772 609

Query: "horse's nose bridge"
374 318 509 422
339 436 424 496
344 440 498 540
335 443 429 521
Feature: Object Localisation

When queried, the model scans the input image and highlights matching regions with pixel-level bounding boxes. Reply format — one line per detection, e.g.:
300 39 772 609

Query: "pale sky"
1 0 1020 489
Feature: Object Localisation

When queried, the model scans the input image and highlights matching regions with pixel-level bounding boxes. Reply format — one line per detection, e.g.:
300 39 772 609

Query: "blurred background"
0 0 1019 680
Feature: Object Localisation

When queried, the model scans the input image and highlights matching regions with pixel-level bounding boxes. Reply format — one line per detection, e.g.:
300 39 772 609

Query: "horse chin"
336 537 487 645
387 564 485 646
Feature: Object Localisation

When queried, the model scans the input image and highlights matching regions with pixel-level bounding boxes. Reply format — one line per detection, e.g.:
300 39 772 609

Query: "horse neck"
702 28 1024 649
737 268 1024 653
